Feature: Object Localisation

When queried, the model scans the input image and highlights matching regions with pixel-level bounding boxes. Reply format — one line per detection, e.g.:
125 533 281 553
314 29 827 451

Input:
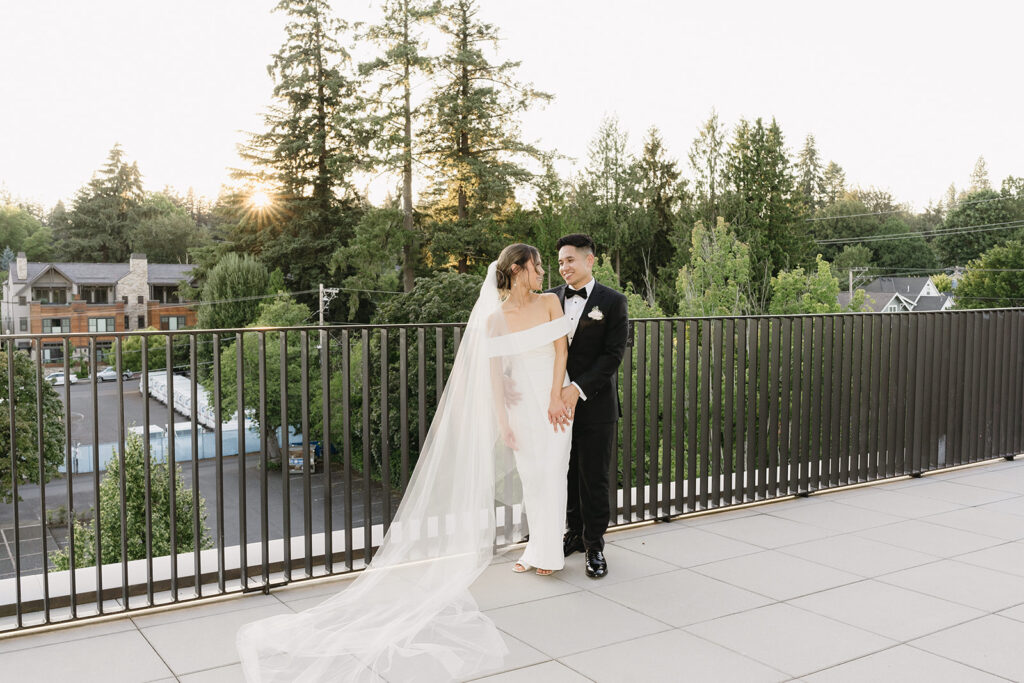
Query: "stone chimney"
15 252 27 281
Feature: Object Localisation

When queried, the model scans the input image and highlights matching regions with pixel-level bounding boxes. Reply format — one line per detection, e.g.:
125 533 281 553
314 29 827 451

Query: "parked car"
45 371 78 386
287 440 332 474
96 367 134 382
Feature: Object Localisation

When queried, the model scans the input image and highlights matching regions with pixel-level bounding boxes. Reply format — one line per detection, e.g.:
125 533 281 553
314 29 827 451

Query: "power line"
807 194 1016 222
816 219 1024 246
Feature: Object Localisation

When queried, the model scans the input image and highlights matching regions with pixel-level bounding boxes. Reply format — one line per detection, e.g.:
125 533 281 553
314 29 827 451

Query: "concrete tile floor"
2 458 1023 681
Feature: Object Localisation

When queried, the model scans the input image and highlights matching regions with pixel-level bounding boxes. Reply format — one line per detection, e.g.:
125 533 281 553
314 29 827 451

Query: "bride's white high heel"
512 561 554 576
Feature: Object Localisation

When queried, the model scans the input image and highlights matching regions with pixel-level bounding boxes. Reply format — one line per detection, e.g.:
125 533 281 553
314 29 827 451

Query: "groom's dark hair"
556 233 596 255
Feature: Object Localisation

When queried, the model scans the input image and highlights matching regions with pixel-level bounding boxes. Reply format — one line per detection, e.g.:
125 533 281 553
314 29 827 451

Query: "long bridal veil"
238 262 533 682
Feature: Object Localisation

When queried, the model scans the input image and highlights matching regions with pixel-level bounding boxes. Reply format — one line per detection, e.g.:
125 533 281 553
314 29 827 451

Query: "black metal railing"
0 308 1022 634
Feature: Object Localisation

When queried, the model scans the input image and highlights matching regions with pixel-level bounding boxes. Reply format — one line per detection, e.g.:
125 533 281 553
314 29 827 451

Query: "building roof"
148 264 196 285
13 261 194 286
863 276 931 298
838 290 907 313
913 295 951 312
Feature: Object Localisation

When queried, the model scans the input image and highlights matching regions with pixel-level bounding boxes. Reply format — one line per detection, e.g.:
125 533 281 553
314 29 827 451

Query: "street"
0 452 398 579
56 376 189 447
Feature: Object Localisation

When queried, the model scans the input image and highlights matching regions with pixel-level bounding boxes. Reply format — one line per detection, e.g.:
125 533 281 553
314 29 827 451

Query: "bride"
237 244 574 682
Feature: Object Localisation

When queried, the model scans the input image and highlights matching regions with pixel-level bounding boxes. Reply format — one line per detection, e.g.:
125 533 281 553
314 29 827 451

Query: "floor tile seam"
771 540 946 578
524 623 676 660
580 588 680 631
480 586 584 614
872 572 1023 613
0 615 142 656
548 658 598 682
124 624 179 680
588 567 778 620
784 588 990 642
912 516 1024 542
848 522 1006 555
677 623 811 679
942 550 1024 580
903 640 1019 681
129 593 288 630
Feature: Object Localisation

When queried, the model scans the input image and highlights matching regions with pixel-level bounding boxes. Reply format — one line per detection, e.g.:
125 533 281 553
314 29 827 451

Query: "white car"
96 367 134 382
45 371 78 386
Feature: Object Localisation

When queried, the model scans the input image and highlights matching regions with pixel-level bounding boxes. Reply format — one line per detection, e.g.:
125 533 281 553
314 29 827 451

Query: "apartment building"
2 252 196 363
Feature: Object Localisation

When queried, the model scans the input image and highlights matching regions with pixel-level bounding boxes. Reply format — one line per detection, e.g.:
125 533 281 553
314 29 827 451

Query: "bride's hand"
501 425 518 450
548 397 569 432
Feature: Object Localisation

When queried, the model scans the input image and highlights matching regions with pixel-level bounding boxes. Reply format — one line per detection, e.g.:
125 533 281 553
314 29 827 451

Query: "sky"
1 0 1020 213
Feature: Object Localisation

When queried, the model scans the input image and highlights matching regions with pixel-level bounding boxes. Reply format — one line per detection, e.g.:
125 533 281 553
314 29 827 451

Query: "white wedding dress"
237 263 573 682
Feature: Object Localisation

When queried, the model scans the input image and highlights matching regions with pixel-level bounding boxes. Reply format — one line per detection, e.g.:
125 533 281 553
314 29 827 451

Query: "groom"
549 234 628 579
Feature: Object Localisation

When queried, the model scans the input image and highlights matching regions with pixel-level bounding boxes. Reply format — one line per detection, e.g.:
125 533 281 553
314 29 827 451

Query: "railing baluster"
258 332 269 586
661 320 672 516
722 319 734 507
213 333 225 593
142 336 153 606
189 334 201 597
300 331 311 577
647 321 659 519
380 329 391 530
64 338 75 617
166 335 176 602
8 340 21 627
341 329 353 571
321 328 332 574
280 331 290 582
236 332 248 588
34 340 50 622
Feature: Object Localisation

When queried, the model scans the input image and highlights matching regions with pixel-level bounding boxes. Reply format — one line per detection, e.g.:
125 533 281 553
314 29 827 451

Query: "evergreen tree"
420 0 551 273
795 134 825 208
61 144 144 262
236 0 365 295
361 0 440 291
130 194 206 263
822 161 846 204
969 155 991 192
628 126 683 304
572 115 633 279
688 110 727 228
723 117 809 310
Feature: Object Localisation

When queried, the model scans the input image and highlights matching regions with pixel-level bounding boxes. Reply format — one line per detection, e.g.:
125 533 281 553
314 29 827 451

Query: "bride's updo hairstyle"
494 243 541 293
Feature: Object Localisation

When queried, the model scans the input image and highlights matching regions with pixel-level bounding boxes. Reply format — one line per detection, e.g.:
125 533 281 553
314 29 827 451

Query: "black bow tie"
565 286 588 300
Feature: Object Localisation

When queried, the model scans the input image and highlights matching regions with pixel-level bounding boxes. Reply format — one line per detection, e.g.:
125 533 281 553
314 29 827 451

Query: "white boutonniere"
588 306 604 321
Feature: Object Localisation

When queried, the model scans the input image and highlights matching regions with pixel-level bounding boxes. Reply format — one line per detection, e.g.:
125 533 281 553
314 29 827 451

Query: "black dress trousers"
566 420 615 551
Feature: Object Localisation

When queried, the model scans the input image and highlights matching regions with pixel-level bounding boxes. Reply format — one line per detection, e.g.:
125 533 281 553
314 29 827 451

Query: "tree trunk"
401 15 416 292
455 13 470 276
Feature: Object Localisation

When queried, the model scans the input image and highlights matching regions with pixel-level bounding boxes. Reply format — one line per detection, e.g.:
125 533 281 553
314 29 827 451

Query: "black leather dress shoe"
563 532 585 557
585 549 607 579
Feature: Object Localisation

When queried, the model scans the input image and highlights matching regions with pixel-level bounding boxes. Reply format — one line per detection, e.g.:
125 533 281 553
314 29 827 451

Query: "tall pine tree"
360 0 440 291
420 0 551 273
61 144 144 262
236 0 365 294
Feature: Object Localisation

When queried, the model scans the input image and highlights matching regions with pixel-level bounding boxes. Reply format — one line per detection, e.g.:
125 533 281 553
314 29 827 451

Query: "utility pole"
318 284 339 326
849 266 869 293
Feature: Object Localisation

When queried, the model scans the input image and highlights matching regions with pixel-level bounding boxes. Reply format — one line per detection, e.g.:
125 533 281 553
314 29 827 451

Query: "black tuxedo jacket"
547 281 629 425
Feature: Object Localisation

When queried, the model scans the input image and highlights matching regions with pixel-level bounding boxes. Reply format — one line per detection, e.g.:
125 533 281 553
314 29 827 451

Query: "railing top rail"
2 305 1022 340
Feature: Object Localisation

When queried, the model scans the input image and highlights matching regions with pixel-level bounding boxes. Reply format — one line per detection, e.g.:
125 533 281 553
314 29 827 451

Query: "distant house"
839 290 915 313
840 276 952 312
2 253 196 364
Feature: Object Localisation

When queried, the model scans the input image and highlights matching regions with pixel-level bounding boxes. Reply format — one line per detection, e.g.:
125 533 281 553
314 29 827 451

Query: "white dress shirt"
564 278 596 400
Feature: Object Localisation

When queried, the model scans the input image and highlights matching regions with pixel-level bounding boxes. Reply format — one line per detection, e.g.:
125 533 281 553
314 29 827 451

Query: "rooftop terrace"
2 456 1023 682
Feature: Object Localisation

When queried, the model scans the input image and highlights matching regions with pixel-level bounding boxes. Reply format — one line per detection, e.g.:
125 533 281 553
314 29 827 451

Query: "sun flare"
249 190 272 210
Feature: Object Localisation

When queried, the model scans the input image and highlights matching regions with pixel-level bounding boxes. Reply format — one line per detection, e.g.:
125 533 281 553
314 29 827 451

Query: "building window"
18 318 27 332
81 286 111 304
150 285 180 304
42 343 65 363
160 315 187 331
18 296 25 305
137 315 145 329
42 318 70 334
124 315 130 330
88 317 115 333
137 295 144 304
33 287 68 304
